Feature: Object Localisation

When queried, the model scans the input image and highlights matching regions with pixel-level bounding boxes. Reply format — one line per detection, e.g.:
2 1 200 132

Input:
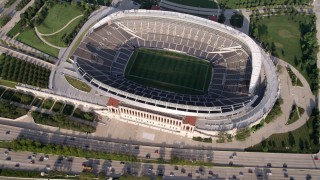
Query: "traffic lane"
1 124 319 170
2 129 318 170
0 148 320 180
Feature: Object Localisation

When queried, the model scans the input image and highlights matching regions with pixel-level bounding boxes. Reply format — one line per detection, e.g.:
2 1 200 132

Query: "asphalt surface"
0 147 320 180
0 123 319 172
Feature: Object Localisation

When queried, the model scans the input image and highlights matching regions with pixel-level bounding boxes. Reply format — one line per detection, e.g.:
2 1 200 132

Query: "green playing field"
125 48 212 95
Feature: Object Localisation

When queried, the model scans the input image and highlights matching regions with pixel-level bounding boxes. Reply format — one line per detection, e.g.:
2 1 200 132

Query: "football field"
125 48 212 95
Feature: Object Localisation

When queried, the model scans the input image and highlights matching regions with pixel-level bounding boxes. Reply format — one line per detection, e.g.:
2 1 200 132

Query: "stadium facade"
72 10 279 137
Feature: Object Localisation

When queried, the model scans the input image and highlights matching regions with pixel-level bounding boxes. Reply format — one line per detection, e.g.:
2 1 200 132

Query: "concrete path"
38 15 84 36
0 0 21 17
34 27 63 49
0 0 35 34
50 6 118 90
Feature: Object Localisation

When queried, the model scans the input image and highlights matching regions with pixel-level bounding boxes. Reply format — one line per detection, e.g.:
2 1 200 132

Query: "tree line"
32 111 96 133
8 138 137 161
218 0 312 9
16 0 31 11
0 54 50 88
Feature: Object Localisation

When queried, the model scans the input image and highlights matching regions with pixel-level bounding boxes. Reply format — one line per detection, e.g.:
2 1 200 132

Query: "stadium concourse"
72 10 279 138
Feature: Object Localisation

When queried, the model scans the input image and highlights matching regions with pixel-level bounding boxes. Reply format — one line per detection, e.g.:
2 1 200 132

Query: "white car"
44 155 49 160
45 165 50 170
267 172 272 176
169 172 174 176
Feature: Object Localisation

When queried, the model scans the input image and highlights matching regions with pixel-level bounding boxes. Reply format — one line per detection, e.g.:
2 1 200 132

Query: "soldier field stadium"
71 9 279 138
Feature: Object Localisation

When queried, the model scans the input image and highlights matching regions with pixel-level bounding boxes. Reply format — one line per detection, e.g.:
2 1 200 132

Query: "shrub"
235 128 251 141
32 111 95 133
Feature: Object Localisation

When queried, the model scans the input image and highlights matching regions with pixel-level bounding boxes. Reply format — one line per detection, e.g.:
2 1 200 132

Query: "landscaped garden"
41 99 54 110
52 101 64 112
16 29 60 57
0 54 51 88
8 0 97 57
246 108 319 153
10 92 34 105
1 89 15 100
31 97 43 107
64 75 91 92
32 111 96 133
62 104 74 116
73 108 95 122
0 101 28 119
250 13 318 93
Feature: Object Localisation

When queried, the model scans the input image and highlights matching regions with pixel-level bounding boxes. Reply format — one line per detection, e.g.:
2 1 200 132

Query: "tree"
218 13 226 24
288 131 296 147
230 13 244 28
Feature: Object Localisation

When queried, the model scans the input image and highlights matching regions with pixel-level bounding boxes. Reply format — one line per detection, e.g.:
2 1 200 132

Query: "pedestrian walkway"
38 15 83 36
0 0 35 34
34 27 63 50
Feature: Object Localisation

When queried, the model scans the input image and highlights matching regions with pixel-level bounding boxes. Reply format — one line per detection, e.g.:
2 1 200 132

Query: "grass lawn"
37 3 83 34
125 48 212 95
262 16 302 63
42 99 54 110
287 105 305 125
0 79 17 88
246 109 319 153
42 17 83 47
16 29 59 57
52 101 64 112
254 15 310 83
166 0 218 8
64 75 91 92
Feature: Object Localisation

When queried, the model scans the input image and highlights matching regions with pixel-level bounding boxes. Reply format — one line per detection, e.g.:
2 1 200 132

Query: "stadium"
72 10 279 137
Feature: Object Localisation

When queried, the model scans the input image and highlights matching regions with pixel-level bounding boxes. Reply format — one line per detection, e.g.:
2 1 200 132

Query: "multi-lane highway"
0 148 319 180
0 122 319 178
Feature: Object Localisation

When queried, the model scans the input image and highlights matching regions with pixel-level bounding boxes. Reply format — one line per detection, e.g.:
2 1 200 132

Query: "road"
0 147 320 179
0 122 319 173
